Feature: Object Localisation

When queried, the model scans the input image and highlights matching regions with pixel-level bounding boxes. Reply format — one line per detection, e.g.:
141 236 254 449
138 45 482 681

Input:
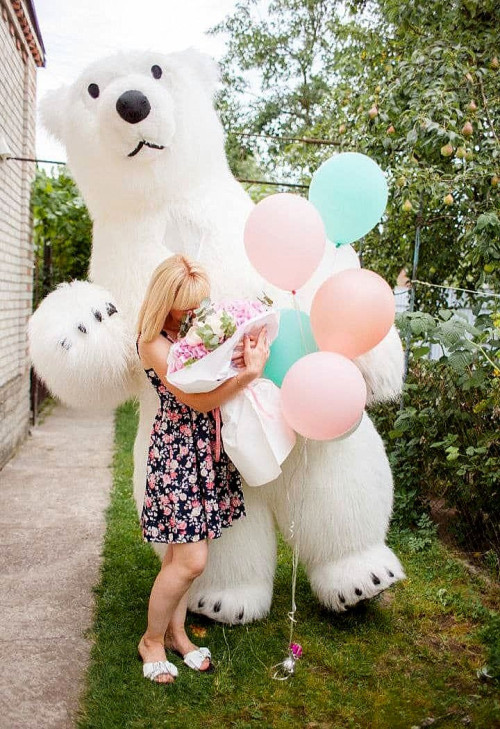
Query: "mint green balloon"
308 152 388 246
264 309 318 387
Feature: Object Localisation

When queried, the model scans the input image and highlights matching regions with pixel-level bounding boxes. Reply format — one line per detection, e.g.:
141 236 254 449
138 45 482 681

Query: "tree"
31 168 92 309
213 0 500 310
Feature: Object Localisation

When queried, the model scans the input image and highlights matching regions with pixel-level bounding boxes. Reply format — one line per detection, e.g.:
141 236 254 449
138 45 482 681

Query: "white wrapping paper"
166 310 296 486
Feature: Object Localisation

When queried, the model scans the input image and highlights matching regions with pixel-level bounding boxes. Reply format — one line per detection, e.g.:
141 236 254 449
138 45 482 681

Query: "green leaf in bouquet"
257 292 274 307
220 310 237 338
194 298 215 322
179 310 196 338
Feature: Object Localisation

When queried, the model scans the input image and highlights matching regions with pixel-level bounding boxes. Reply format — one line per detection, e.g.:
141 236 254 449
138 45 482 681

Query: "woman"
135 254 269 683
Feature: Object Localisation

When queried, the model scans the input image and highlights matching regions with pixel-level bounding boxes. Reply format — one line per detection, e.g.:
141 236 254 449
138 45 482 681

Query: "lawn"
77 401 499 729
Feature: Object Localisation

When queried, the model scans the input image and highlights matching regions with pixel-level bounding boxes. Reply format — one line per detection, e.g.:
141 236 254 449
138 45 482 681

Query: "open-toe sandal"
173 646 215 673
141 657 178 684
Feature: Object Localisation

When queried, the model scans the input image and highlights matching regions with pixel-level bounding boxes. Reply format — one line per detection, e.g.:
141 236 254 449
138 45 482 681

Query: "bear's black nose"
116 90 151 124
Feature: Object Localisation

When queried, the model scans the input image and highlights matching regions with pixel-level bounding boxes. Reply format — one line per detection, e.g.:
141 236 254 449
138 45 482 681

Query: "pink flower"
168 298 270 373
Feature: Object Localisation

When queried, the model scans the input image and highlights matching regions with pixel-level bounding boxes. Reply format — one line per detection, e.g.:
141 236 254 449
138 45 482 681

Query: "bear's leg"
187 486 277 625
270 414 405 612
306 543 405 611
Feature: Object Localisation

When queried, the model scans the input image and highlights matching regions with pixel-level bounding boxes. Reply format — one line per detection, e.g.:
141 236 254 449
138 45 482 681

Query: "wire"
238 178 308 189
411 279 500 298
8 156 65 165
230 131 340 147
7 157 308 190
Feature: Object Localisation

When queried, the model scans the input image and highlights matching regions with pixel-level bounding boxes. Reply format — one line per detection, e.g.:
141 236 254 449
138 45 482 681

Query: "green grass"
77 401 500 729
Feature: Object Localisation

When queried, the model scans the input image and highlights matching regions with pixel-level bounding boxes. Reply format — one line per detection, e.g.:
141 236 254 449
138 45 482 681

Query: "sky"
34 0 238 163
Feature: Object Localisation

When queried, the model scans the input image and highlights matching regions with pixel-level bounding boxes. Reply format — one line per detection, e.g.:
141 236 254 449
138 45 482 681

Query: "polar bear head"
41 49 229 215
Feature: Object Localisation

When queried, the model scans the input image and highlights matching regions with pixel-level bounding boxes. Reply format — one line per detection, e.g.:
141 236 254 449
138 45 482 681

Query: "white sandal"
182 647 214 672
142 659 178 683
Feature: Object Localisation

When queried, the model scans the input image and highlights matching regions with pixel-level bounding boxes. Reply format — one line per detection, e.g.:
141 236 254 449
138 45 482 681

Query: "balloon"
280 352 366 440
309 153 388 246
264 308 318 386
244 193 326 290
310 269 395 358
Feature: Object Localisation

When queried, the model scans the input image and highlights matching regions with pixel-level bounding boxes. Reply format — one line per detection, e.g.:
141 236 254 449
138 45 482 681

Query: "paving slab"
0 405 115 729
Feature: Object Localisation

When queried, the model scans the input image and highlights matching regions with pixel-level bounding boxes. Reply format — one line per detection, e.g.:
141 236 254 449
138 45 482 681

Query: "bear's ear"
176 48 220 96
39 85 70 142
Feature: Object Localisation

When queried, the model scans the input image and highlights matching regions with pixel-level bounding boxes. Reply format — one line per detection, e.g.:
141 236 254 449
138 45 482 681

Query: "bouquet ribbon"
213 407 221 462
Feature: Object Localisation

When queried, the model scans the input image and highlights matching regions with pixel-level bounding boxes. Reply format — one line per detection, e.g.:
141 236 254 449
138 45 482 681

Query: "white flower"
205 313 225 338
185 326 203 346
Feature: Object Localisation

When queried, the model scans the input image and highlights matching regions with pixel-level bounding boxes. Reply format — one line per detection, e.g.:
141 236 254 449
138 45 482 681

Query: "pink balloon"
244 193 326 291
310 269 395 358
280 352 366 440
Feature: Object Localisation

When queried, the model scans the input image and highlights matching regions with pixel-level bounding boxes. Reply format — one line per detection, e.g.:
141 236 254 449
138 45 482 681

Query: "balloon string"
288 543 299 644
271 438 308 681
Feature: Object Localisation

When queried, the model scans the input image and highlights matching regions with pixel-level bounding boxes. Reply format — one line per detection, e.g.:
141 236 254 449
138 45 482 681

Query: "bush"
373 303 500 567
31 167 92 309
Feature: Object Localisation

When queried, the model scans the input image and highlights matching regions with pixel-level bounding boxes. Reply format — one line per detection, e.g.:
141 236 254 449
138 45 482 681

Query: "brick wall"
0 0 43 468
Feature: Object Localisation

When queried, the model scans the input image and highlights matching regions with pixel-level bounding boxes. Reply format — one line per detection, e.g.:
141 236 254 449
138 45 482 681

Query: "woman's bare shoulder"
138 334 170 368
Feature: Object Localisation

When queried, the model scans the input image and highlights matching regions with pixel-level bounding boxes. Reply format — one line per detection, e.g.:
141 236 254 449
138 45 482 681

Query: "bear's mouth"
128 140 165 158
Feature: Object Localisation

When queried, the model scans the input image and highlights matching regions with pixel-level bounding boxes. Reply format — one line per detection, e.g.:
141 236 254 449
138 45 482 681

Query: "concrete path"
0 404 115 729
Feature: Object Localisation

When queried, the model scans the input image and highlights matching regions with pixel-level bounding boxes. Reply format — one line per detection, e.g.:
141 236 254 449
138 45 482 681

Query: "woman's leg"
138 539 208 682
164 590 211 670
160 547 211 671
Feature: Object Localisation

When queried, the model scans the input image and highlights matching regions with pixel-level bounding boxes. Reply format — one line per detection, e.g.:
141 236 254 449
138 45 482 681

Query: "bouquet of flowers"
169 298 270 373
166 298 296 487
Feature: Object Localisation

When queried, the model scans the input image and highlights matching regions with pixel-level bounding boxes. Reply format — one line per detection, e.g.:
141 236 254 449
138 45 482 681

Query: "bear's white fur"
30 49 405 624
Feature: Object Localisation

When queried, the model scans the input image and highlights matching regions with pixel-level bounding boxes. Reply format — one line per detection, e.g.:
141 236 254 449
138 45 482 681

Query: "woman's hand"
231 330 259 369
239 327 269 385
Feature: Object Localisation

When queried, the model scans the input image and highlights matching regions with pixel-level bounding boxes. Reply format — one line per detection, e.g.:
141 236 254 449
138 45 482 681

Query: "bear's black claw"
371 573 381 585
237 609 244 621
92 309 103 322
198 598 205 608
338 593 346 604
106 302 118 316
355 588 363 596
213 601 221 613
78 324 87 333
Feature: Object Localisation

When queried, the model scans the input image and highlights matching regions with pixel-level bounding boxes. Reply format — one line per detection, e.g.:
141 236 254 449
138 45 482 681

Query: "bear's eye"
151 65 162 80
88 83 100 99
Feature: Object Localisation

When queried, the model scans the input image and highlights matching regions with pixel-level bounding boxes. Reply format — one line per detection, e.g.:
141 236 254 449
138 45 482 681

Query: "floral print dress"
138 331 245 544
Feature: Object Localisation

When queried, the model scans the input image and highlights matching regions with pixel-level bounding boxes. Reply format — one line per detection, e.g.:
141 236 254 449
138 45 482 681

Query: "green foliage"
479 611 500 681
373 303 500 563
213 0 500 308
31 167 92 309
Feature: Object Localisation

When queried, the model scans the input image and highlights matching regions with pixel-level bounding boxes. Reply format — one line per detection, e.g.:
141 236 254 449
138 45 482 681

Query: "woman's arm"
139 329 269 414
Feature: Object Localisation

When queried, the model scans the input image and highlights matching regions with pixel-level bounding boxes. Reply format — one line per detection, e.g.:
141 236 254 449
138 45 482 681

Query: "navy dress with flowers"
137 331 245 544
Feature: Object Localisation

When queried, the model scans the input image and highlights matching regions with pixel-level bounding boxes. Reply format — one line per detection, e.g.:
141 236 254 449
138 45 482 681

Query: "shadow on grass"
77 402 499 729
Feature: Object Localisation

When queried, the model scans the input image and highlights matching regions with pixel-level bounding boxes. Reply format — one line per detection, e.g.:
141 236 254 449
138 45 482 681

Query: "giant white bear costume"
30 49 406 624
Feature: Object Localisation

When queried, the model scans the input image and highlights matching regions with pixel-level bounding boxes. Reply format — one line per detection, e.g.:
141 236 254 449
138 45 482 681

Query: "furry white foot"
29 280 136 409
188 583 273 625
307 544 405 612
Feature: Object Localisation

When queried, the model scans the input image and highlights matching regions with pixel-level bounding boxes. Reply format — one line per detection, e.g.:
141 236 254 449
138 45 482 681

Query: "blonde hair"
136 255 210 342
